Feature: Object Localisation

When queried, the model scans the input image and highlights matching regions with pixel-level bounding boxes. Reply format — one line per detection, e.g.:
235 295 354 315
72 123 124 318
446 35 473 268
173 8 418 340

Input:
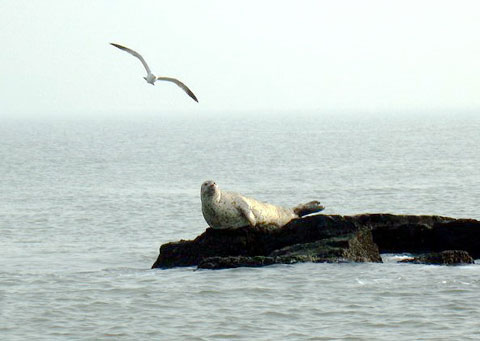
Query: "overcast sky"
1 0 479 117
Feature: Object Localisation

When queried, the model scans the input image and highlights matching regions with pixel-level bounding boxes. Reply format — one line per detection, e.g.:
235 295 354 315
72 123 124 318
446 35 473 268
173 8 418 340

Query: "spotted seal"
200 180 325 229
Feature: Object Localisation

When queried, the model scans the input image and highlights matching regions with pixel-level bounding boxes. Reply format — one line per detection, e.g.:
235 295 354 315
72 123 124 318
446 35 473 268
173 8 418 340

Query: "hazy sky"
1 0 479 117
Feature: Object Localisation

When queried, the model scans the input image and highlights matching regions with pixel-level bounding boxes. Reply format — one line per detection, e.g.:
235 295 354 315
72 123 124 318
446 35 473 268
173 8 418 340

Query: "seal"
201 180 325 229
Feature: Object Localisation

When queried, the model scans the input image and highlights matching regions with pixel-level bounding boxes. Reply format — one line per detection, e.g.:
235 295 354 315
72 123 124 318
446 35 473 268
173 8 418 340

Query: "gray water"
1 111 480 340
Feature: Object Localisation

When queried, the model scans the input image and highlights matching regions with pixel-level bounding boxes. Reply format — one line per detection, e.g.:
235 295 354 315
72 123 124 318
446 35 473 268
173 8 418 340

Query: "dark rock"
197 228 382 269
270 228 381 263
399 250 475 265
430 220 480 259
369 215 480 258
152 214 381 269
152 213 480 270
198 256 276 269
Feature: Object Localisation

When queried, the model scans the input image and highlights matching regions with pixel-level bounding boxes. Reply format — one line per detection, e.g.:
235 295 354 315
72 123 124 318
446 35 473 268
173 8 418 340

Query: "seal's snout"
208 182 217 192
201 180 218 196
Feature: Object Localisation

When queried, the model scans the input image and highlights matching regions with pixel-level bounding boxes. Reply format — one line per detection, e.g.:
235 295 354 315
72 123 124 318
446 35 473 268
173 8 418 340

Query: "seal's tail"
293 201 325 217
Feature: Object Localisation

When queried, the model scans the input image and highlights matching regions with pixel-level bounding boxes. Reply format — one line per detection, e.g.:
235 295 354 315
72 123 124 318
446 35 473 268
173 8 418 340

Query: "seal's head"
201 180 220 202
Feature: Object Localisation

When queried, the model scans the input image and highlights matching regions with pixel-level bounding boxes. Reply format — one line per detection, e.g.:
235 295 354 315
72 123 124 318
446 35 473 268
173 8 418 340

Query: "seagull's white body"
144 73 156 85
110 43 198 102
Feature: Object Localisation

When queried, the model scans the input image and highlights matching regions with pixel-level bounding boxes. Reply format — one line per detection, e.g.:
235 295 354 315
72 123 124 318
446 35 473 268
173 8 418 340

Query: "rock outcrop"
399 250 475 265
151 214 480 269
368 214 480 258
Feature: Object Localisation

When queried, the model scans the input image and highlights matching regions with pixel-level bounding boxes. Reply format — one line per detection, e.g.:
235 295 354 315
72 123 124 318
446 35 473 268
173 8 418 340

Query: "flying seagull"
110 43 198 102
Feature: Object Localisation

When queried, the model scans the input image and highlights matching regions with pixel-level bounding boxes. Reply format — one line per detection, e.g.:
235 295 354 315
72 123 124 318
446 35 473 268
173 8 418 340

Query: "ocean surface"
1 111 480 340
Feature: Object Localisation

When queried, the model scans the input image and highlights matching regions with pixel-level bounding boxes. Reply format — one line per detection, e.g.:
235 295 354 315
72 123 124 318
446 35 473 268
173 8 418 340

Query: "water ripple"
2 115 480 339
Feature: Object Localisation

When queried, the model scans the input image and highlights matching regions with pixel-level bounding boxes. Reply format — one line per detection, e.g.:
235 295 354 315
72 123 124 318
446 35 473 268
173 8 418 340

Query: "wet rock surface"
369 214 480 258
152 214 480 269
399 250 475 265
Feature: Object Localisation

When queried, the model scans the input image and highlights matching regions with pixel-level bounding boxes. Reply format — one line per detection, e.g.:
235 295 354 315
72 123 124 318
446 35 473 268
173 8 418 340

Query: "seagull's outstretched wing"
110 43 152 75
156 77 199 102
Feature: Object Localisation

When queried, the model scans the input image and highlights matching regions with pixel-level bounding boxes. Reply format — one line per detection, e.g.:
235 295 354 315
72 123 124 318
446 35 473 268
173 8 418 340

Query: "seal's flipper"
244 210 257 227
237 201 257 227
293 201 325 217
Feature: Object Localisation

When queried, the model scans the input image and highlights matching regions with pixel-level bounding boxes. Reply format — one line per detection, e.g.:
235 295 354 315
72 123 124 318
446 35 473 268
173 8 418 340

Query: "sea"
1 110 480 340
